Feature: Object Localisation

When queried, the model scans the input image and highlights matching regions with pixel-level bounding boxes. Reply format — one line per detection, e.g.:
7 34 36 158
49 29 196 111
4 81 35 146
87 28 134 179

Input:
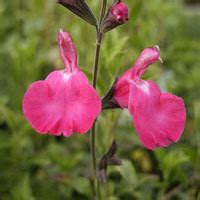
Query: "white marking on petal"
63 73 70 81
136 81 150 94
61 71 72 82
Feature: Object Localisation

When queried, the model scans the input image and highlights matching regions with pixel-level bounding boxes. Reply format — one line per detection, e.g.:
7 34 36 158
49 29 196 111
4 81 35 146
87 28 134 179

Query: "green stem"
90 31 103 200
90 0 107 199
93 33 103 89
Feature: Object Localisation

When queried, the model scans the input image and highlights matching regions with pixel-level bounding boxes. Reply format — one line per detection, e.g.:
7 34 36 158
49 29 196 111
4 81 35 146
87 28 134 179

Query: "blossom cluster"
23 0 186 150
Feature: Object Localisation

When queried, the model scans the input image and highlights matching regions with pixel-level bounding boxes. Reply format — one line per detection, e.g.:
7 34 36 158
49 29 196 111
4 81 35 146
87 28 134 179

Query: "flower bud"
101 0 129 33
112 1 129 23
57 0 97 27
98 141 122 183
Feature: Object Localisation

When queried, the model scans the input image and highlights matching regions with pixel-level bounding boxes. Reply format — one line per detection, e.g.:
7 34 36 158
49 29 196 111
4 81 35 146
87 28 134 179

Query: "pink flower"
114 46 186 150
111 1 129 23
23 30 102 137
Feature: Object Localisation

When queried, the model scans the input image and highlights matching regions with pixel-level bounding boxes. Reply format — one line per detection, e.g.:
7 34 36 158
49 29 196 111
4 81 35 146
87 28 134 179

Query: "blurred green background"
0 0 200 199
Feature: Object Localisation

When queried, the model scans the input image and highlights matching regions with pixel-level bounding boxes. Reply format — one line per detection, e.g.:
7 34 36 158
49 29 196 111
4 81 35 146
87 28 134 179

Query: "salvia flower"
113 46 186 150
57 0 97 27
23 30 102 137
101 0 129 33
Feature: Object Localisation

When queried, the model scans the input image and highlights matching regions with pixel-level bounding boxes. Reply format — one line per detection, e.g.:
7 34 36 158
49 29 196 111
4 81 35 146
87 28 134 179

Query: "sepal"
102 78 121 110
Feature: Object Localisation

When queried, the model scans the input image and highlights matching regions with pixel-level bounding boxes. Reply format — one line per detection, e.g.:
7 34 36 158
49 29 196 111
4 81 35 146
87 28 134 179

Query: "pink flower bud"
101 0 129 33
111 2 129 23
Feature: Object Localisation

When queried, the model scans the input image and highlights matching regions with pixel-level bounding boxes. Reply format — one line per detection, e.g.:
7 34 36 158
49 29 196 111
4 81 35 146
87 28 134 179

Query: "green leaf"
116 159 137 185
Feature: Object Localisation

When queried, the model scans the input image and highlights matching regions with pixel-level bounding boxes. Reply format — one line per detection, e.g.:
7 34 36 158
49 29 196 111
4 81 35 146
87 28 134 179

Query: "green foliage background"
0 0 200 199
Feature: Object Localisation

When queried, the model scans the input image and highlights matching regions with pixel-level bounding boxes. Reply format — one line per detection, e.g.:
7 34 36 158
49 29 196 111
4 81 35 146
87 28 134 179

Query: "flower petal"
23 71 101 136
114 69 132 108
64 72 102 134
58 30 78 72
114 46 162 108
23 80 67 136
132 46 161 79
129 80 186 150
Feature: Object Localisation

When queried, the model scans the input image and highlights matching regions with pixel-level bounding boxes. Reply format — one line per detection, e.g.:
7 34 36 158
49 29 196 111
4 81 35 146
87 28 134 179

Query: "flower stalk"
90 0 107 199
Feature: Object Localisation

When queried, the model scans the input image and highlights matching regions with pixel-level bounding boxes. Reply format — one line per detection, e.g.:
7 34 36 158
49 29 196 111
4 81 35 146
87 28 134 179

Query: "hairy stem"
90 0 107 199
